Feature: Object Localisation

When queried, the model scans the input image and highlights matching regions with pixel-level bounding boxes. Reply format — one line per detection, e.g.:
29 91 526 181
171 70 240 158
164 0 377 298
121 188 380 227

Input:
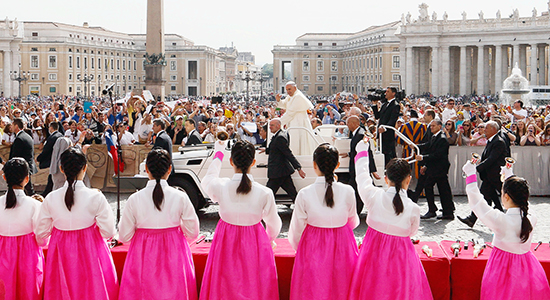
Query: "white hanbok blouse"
202 157 282 242
288 177 359 250
0 190 41 241
35 181 115 243
118 180 200 243
356 143 420 237
466 183 535 254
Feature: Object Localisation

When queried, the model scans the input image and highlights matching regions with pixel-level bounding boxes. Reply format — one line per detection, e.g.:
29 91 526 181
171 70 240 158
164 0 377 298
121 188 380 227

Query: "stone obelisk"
144 0 166 101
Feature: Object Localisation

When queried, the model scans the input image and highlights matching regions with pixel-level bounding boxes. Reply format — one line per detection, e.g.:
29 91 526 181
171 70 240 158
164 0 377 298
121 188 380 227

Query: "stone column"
441 46 450 95
520 45 527 76
513 44 520 68
495 45 502 94
477 46 484 95
406 47 413 94
431 46 440 96
144 0 166 101
3 50 11 98
539 45 547 85
530 44 538 85
459 46 467 95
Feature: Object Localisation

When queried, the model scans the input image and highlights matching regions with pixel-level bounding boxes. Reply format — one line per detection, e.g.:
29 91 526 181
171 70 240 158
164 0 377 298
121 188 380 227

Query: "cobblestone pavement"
106 193 550 244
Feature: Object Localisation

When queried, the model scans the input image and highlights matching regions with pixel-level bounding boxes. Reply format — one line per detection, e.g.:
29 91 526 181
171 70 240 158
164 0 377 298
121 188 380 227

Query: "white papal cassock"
277 89 315 156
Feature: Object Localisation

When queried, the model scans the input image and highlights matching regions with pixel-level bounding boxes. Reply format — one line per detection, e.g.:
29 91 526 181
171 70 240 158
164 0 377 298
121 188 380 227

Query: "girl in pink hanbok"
348 139 433 300
118 149 199 300
0 158 44 300
200 140 282 300
462 162 550 299
36 147 118 300
288 143 359 299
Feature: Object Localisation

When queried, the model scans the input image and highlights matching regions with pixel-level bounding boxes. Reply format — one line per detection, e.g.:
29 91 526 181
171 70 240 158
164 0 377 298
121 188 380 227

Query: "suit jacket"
477 134 506 184
37 130 63 169
153 130 173 157
10 130 38 174
266 130 301 179
417 131 450 178
373 100 400 145
349 127 376 182
186 129 203 146
153 130 174 174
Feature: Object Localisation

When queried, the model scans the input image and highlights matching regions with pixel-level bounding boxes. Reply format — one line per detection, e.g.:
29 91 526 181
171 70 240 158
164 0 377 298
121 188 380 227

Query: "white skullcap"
285 81 297 87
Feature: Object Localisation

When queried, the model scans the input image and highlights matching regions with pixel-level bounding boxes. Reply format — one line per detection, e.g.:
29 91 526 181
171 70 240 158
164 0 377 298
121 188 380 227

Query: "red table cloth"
413 241 451 300
43 238 451 300
441 240 550 300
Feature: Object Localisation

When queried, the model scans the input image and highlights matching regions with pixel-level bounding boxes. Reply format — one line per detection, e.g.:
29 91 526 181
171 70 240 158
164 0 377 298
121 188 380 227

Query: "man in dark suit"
373 87 401 166
152 119 172 156
415 119 455 220
266 118 305 201
37 122 63 196
458 121 506 228
341 115 377 214
408 109 436 203
10 118 37 195
151 118 175 179
183 119 203 146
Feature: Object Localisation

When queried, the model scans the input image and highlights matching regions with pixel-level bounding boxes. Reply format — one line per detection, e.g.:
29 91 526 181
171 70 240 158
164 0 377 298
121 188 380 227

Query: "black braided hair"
386 158 411 215
231 140 255 195
503 176 532 243
60 147 87 211
3 158 29 209
313 143 339 208
146 149 171 211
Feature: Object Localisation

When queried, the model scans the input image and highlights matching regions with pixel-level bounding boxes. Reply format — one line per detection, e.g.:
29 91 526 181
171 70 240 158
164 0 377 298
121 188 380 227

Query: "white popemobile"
135 125 418 210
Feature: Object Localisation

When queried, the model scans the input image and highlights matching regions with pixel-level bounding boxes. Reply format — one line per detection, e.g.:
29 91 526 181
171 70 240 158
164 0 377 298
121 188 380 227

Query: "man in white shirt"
441 99 457 123
461 103 472 120
507 100 528 123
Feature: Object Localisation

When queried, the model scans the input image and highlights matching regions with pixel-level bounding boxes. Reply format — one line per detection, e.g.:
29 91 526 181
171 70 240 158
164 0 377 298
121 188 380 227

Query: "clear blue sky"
5 0 546 65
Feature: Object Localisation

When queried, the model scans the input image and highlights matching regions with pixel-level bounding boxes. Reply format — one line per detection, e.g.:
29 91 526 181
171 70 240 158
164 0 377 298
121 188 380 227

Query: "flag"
105 129 124 174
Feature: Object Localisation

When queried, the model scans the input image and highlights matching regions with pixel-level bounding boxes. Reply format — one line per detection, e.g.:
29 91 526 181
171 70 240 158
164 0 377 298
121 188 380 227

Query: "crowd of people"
0 89 547 155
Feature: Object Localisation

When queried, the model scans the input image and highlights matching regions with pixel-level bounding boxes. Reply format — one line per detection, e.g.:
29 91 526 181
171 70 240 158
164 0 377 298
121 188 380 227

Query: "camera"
367 89 386 102
59 104 64 110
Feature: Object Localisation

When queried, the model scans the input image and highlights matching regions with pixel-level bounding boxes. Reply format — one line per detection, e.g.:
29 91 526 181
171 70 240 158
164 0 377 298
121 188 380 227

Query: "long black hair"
231 140 255 194
60 147 87 211
3 158 29 209
313 143 339 208
146 149 171 211
503 176 533 243
386 158 411 215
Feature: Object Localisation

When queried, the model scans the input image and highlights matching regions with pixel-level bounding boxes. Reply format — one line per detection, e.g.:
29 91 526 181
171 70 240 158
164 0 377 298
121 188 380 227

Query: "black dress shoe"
420 211 437 219
458 216 475 228
437 214 454 220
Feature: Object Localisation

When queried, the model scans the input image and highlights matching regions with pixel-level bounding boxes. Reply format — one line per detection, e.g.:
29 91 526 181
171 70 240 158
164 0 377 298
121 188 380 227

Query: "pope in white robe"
276 82 315 156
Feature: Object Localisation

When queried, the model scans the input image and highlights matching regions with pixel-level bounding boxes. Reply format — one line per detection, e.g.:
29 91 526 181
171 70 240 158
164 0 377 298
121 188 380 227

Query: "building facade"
398 4 550 96
272 21 401 95
0 19 243 98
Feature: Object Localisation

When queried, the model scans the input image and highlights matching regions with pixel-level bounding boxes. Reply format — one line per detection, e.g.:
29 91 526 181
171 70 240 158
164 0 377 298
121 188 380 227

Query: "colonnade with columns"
404 43 550 96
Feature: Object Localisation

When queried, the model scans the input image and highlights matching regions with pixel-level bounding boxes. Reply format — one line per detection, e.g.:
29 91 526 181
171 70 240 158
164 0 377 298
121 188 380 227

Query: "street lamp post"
237 63 258 103
10 65 28 100
77 73 94 101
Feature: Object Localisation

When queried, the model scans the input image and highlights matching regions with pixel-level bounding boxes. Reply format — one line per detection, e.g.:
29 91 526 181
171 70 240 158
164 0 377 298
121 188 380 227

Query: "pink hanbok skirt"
43 225 118 300
481 247 550 299
119 227 197 300
348 227 433 300
290 224 358 300
0 233 44 300
199 220 279 300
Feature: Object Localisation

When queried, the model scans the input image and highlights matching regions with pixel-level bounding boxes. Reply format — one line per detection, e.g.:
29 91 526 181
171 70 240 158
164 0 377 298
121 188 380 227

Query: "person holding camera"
520 124 541 146
373 87 401 166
